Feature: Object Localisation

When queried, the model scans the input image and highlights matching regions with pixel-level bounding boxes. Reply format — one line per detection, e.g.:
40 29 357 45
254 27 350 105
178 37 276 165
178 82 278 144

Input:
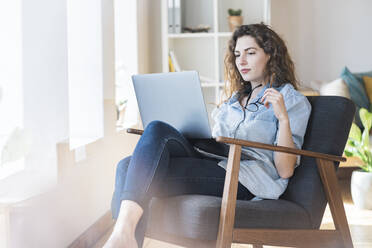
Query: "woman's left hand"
261 88 288 122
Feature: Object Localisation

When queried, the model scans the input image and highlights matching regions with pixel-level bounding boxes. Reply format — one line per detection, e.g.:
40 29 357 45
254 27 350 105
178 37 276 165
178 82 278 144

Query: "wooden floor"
94 179 372 248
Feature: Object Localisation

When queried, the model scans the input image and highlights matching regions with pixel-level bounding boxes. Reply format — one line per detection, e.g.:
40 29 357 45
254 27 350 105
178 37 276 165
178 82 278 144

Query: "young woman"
103 23 311 248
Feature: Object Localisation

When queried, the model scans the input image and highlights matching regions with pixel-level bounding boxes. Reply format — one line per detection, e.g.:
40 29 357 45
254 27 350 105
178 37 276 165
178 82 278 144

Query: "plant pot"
228 16 243 32
351 170 372 209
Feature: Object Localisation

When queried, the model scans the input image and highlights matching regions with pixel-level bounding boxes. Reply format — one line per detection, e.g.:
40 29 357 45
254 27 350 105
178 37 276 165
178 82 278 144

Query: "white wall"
271 0 372 83
138 0 151 74
103 0 116 100
148 0 163 73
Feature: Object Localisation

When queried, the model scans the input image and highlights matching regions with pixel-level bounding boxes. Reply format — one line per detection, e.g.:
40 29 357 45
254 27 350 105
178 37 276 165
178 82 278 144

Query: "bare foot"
103 200 143 248
102 230 138 248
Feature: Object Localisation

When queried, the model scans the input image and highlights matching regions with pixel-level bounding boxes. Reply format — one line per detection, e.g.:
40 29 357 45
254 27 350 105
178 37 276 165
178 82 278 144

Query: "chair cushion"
146 195 312 241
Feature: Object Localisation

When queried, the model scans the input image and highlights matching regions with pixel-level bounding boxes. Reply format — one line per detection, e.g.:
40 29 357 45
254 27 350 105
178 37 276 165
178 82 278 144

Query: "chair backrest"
280 96 355 229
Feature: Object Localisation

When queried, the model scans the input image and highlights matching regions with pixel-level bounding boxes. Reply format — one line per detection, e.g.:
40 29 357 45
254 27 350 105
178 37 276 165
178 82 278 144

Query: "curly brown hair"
222 23 298 104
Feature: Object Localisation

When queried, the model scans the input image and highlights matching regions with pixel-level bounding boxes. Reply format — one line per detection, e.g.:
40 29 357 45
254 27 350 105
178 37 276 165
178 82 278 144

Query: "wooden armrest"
127 128 144 135
216 136 345 162
126 130 345 162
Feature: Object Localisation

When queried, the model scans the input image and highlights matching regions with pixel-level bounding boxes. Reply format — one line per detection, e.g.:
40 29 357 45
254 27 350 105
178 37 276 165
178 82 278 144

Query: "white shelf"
168 32 232 39
168 33 215 39
217 32 232 37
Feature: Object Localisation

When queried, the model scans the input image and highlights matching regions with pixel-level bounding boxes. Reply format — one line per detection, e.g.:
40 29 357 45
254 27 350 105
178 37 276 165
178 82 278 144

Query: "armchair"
127 96 355 248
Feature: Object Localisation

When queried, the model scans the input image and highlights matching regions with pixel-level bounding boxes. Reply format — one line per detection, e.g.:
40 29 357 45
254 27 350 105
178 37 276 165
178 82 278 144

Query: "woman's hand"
261 88 288 122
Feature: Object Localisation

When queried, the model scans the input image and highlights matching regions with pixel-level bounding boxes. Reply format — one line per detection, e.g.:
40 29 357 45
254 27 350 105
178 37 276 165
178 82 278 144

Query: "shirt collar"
255 82 270 100
227 91 240 105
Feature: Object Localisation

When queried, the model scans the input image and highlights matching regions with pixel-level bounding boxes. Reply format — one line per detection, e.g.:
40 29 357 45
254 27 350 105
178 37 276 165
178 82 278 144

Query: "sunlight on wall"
0 0 25 180
114 0 140 129
0 0 70 203
67 0 104 149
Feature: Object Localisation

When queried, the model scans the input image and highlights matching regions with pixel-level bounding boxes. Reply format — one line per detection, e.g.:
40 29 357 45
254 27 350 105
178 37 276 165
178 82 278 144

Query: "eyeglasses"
244 98 264 112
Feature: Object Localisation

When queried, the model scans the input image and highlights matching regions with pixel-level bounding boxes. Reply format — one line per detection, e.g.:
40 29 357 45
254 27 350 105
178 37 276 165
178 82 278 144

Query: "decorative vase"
228 16 243 32
351 170 372 209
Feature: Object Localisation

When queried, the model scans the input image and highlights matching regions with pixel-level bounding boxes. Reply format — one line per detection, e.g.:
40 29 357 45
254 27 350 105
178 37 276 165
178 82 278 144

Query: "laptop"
131 71 212 139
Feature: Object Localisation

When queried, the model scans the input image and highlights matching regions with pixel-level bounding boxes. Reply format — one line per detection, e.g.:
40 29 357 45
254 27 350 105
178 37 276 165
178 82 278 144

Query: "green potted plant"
227 8 243 32
344 107 372 209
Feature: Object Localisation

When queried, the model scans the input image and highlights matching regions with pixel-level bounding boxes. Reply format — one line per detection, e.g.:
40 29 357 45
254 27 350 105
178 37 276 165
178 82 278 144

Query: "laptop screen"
132 71 212 139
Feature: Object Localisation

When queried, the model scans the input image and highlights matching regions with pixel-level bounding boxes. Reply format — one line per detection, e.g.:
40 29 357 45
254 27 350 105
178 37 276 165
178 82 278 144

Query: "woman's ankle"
114 200 144 233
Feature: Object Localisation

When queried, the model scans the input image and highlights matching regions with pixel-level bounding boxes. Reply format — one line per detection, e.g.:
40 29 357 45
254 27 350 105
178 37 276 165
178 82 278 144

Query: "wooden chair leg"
316 158 354 248
216 144 242 248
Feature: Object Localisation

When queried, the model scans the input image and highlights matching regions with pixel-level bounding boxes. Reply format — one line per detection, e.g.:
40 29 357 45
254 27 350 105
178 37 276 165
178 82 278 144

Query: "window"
0 0 25 181
67 0 104 149
114 0 140 129
0 0 105 202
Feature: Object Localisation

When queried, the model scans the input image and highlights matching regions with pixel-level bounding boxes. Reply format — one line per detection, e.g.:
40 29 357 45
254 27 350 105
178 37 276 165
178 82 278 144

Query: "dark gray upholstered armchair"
127 96 355 248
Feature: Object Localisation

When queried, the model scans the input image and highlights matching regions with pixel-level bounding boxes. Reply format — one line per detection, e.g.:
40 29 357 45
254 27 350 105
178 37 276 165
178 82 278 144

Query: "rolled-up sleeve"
211 103 226 138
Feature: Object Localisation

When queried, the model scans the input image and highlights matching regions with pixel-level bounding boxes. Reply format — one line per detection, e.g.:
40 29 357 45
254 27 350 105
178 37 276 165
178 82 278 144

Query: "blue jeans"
111 120 253 247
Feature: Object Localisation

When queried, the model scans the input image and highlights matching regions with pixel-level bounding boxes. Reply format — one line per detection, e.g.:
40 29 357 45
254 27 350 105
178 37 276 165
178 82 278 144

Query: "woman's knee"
144 120 175 137
116 156 131 175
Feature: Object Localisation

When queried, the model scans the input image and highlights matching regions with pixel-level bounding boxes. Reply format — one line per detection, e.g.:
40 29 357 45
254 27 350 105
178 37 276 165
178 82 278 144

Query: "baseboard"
68 211 114 248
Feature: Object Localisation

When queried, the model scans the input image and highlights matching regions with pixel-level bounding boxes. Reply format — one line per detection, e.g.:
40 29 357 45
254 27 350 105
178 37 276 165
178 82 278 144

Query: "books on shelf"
169 50 181 72
168 0 181 33
168 55 175 72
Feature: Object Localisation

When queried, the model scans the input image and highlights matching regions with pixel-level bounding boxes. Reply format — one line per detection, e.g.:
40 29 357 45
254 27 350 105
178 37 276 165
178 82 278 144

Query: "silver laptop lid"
132 71 212 139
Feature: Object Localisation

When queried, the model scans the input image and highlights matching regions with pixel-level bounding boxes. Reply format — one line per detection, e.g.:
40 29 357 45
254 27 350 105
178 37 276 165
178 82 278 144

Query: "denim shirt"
210 83 311 200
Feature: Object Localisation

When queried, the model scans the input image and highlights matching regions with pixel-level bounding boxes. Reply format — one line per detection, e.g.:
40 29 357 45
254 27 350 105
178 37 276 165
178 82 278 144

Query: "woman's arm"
261 88 297 178
274 118 297 178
